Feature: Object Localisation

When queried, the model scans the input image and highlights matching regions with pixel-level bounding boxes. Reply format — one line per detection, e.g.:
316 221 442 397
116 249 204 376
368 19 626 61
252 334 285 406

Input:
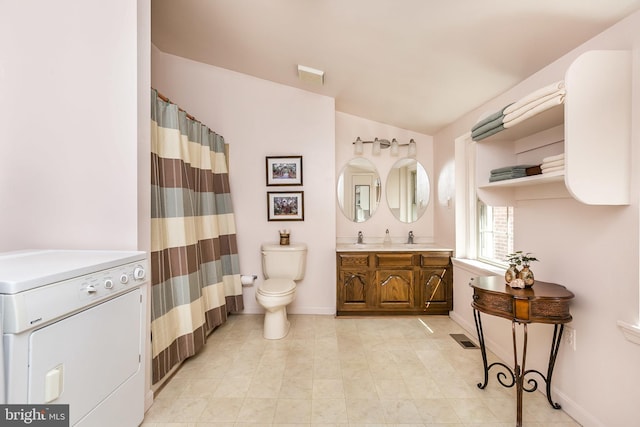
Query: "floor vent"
450 333 479 349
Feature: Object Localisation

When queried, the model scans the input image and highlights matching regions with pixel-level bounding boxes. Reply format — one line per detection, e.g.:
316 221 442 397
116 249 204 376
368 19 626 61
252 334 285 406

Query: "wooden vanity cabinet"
336 251 452 315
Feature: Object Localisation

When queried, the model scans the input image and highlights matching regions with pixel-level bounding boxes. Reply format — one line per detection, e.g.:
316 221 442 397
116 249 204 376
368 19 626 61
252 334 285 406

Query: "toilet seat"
258 279 295 296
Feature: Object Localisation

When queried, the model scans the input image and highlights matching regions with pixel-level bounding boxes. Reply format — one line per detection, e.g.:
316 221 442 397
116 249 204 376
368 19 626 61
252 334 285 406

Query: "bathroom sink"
401 243 436 250
336 243 384 251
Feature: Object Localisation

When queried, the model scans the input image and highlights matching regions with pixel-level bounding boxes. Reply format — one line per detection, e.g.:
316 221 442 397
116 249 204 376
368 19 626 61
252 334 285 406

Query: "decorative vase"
520 265 535 287
505 264 519 284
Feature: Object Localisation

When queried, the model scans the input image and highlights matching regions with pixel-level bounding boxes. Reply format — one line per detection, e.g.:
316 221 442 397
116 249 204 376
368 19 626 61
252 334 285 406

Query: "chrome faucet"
357 231 364 244
407 230 414 244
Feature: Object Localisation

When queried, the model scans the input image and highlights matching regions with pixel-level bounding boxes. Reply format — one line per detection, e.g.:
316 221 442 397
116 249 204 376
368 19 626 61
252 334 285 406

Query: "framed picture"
267 191 304 221
266 156 303 186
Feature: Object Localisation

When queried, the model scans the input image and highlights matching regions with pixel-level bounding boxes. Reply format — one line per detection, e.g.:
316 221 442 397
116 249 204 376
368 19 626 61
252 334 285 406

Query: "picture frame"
266 156 303 186
267 191 304 221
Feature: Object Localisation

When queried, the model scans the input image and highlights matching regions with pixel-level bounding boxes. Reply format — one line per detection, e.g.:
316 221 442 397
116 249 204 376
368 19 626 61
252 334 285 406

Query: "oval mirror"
337 158 381 223
386 158 430 223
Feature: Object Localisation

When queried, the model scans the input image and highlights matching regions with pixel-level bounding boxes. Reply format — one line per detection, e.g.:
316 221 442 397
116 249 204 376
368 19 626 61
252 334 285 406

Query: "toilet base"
262 306 290 340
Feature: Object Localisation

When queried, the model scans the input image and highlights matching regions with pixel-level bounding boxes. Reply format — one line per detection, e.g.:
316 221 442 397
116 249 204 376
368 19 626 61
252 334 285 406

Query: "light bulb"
372 138 381 155
390 138 399 156
408 139 417 157
354 137 363 155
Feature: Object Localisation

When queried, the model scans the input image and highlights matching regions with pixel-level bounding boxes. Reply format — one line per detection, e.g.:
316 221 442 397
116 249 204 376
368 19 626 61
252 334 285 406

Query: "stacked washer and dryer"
0 250 148 426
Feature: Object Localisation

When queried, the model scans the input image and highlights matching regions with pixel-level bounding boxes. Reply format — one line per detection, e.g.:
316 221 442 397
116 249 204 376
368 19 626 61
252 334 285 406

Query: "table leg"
522 324 564 409
513 322 528 427
473 309 490 389
473 309 515 390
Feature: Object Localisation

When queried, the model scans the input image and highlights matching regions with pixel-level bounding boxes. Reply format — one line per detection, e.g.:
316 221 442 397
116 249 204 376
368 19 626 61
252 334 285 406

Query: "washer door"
28 290 142 425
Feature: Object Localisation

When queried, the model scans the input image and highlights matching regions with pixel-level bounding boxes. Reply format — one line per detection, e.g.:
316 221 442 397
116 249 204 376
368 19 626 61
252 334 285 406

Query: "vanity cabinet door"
376 269 414 308
338 269 373 310
337 253 374 312
419 261 453 314
421 268 447 305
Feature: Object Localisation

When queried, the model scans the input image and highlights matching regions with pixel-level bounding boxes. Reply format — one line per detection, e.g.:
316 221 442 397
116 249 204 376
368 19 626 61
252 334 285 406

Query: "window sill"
617 321 640 345
451 258 504 276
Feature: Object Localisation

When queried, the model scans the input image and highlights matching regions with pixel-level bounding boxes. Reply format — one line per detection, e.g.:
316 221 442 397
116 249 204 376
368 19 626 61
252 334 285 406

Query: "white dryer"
0 250 148 426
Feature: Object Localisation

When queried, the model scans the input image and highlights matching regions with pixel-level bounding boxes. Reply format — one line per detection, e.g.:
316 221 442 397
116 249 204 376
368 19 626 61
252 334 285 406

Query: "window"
477 200 514 265
454 133 515 264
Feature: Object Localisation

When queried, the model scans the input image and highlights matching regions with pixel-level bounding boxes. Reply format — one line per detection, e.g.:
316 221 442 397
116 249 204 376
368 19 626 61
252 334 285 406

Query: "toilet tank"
261 243 307 280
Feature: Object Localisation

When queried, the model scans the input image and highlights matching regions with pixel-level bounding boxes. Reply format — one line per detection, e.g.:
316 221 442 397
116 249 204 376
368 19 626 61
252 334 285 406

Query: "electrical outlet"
563 326 576 351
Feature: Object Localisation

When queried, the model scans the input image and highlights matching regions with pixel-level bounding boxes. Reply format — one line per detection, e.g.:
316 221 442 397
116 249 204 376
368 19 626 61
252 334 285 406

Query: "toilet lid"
259 279 295 296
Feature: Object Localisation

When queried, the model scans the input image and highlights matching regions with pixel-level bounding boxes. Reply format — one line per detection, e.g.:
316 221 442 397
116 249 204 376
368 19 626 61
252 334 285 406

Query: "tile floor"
141 314 580 426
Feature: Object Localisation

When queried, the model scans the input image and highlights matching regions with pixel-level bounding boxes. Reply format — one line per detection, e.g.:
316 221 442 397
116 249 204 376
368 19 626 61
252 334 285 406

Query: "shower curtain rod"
155 90 198 122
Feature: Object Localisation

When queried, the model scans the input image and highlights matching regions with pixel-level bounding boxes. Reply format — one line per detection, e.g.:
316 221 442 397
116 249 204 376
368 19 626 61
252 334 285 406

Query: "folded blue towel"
471 103 513 133
472 124 505 141
490 164 537 175
471 116 504 138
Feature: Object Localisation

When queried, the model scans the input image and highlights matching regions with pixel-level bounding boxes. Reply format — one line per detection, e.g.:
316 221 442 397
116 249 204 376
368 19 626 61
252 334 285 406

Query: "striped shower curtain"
150 89 244 384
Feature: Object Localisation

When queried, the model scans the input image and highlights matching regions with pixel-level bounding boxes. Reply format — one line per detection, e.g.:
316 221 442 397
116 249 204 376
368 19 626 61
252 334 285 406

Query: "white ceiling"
151 0 640 135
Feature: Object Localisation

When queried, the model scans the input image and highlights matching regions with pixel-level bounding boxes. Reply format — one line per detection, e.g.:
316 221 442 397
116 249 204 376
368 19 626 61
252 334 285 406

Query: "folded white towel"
542 153 565 163
504 80 565 115
503 90 566 124
503 94 565 129
541 159 565 169
541 165 564 174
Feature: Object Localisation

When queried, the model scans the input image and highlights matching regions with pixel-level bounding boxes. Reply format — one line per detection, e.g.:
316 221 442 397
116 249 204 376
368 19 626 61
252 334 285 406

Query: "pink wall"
437 11 640 426
0 0 143 251
335 112 435 243
152 47 337 314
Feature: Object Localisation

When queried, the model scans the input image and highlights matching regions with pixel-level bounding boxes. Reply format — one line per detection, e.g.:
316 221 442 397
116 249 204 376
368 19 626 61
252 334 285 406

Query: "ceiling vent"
297 64 324 85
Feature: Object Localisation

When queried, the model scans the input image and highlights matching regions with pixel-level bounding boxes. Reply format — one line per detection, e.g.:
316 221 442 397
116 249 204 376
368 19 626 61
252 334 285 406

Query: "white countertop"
335 243 453 252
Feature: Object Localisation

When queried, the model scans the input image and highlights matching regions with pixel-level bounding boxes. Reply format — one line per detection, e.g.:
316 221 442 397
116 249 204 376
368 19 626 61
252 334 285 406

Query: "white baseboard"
239 306 336 315
144 389 154 413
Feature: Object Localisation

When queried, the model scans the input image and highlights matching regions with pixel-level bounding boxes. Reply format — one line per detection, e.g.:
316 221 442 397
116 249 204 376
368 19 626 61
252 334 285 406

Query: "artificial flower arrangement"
505 251 539 288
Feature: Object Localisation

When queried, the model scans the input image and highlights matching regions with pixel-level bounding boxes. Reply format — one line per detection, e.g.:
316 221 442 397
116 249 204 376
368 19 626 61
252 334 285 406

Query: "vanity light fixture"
352 137 418 156
408 139 417 157
390 139 399 156
354 137 364 155
372 138 381 155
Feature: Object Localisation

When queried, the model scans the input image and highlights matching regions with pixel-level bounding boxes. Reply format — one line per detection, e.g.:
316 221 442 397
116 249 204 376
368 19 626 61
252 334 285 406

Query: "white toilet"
256 242 307 339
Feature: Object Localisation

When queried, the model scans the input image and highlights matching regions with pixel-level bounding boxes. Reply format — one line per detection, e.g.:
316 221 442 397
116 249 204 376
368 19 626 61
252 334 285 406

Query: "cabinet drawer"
376 253 414 267
420 252 451 267
472 289 513 317
339 253 370 267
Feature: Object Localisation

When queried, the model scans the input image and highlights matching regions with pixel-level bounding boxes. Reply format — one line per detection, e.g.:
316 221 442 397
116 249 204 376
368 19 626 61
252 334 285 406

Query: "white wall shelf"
475 50 631 206
617 321 640 345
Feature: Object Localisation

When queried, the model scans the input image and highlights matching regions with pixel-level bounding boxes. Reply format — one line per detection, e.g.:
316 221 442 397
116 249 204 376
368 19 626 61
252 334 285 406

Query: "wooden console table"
470 276 574 427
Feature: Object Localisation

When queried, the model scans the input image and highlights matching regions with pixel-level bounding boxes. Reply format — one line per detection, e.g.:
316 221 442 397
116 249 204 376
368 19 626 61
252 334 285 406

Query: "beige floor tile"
279 376 313 399
379 398 422 423
314 357 343 379
246 374 283 398
177 378 220 400
198 397 243 422
311 398 348 423
448 397 499 423
166 398 208 422
273 398 312 423
374 378 411 400
212 376 251 398
143 314 580 427
236 397 277 423
342 376 378 399
313 378 345 399
413 397 461 423
345 398 385 423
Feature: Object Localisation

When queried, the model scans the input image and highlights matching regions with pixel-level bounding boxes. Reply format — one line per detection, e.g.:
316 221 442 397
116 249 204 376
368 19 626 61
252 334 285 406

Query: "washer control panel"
2 259 148 334
79 262 146 299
